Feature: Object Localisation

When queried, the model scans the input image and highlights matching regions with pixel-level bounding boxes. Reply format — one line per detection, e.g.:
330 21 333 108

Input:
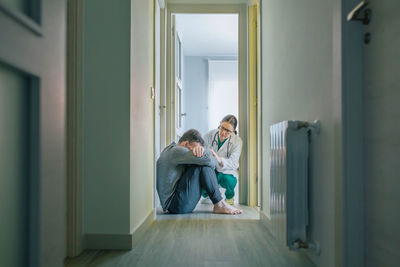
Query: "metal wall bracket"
347 1 372 44
292 239 321 256
296 120 321 135
347 1 372 25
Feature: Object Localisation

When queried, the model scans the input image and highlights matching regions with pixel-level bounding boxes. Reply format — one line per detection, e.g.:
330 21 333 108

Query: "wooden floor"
66 206 315 267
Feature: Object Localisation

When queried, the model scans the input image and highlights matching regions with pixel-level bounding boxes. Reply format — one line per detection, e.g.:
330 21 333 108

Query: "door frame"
66 0 85 257
339 0 365 265
164 3 250 204
173 25 185 140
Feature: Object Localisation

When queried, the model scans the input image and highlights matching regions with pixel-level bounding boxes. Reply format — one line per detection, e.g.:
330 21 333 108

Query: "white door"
0 0 66 266
172 15 186 141
0 62 31 267
154 1 162 209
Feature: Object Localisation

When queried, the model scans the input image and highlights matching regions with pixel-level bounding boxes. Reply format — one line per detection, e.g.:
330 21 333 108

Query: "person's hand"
192 145 204 158
211 150 223 167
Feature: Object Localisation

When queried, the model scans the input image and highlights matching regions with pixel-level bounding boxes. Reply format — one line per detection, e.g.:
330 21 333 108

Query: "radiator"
270 120 317 250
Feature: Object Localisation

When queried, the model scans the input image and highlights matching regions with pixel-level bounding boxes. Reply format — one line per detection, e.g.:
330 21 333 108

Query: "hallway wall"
82 0 155 244
261 1 339 266
130 0 155 232
364 0 400 265
83 0 131 235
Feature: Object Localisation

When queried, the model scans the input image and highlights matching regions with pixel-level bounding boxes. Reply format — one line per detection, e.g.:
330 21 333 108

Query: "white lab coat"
203 129 242 179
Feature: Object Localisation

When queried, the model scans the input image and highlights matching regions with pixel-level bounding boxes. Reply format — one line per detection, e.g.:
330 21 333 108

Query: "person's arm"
172 146 218 168
203 130 214 149
219 138 242 171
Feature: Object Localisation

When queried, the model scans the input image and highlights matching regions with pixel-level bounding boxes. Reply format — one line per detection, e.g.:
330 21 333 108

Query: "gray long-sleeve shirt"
156 142 218 211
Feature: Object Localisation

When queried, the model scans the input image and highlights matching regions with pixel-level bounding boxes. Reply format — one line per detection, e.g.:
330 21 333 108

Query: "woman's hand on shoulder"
211 150 224 167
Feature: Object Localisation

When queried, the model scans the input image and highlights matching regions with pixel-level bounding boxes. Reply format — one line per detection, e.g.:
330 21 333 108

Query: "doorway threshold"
156 203 260 220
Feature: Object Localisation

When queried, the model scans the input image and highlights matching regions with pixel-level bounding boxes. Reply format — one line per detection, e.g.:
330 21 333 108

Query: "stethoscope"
211 131 232 158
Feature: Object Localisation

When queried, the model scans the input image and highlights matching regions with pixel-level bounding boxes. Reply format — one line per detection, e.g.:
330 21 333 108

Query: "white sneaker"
225 198 234 205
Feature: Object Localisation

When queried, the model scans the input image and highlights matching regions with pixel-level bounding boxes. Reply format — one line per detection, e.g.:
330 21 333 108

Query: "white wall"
183 57 238 135
83 0 154 240
175 14 238 56
183 56 209 134
261 1 339 266
208 60 238 130
130 0 154 232
83 0 131 235
364 0 400 265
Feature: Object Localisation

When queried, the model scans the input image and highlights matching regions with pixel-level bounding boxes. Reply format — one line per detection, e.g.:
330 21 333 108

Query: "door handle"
180 113 187 117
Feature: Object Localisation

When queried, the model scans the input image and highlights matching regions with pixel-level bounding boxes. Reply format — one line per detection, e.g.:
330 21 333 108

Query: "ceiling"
175 14 238 57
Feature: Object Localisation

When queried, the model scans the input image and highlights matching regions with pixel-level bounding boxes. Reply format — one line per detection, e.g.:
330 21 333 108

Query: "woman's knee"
221 175 237 189
231 176 237 187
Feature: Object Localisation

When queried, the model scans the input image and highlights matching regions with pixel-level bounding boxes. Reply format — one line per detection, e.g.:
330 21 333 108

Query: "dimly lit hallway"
66 218 315 267
1 0 400 266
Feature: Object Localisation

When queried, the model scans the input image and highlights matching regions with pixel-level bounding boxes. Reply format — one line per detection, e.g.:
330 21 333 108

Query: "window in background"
208 60 239 131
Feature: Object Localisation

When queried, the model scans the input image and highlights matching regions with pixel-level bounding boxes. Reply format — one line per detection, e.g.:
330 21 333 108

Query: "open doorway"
155 3 258 218
175 14 240 204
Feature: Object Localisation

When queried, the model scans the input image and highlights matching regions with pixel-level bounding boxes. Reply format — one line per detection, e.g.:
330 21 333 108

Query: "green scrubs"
202 135 238 199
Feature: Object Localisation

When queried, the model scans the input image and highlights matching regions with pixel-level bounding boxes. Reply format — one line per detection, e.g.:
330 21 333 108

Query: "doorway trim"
164 3 249 204
339 0 365 265
66 0 85 257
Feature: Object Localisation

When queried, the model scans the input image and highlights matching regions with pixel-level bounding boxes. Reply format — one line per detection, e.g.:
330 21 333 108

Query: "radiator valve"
293 239 321 255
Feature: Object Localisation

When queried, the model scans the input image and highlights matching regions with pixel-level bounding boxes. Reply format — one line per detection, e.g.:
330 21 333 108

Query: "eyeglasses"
219 125 234 134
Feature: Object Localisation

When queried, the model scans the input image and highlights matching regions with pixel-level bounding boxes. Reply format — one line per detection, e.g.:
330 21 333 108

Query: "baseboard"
131 210 154 247
259 210 273 233
86 233 133 250
85 210 155 250
260 210 317 265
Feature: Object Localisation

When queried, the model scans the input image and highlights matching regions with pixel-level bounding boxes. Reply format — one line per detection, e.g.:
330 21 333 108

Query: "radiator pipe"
296 120 321 135
292 239 321 255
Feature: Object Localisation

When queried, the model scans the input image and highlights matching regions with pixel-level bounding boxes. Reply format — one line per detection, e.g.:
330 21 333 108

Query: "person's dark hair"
221 114 238 135
178 129 205 146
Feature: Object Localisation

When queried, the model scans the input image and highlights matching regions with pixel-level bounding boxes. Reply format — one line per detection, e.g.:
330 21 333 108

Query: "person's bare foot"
213 200 242 215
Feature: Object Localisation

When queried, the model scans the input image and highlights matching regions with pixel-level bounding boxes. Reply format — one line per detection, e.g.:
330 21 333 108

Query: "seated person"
156 129 242 215
202 115 242 205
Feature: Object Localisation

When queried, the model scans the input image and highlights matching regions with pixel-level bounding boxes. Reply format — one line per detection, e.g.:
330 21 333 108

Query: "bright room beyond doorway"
156 13 246 217
176 13 240 206
176 14 239 135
